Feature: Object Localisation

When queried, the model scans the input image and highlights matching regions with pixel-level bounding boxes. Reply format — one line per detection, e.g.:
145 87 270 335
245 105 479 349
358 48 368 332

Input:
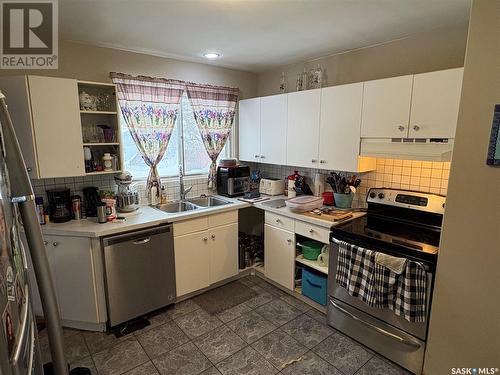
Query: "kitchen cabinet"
174 210 238 297
264 223 295 291
361 75 413 139
319 83 375 172
408 68 463 138
210 223 238 284
174 229 211 297
0 75 85 178
260 94 287 165
238 97 261 162
25 234 105 328
286 89 321 168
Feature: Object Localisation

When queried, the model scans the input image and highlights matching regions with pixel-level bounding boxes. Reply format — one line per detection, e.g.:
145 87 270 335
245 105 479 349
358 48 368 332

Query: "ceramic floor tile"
251 330 308 370
226 310 277 344
200 367 222 375
70 355 97 374
193 325 246 364
174 308 223 339
281 352 342 375
238 276 257 287
142 308 174 332
166 299 201 320
255 282 288 298
281 314 334 349
152 342 212 375
136 320 189 358
313 332 373 375
279 294 311 312
216 302 253 323
83 330 128 354
63 333 91 363
245 290 275 309
216 346 278 375
255 299 302 327
122 361 159 375
92 339 149 375
356 356 412 375
305 308 328 325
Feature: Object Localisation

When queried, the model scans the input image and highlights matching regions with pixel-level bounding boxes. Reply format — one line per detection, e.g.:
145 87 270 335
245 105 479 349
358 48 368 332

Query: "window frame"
120 95 233 181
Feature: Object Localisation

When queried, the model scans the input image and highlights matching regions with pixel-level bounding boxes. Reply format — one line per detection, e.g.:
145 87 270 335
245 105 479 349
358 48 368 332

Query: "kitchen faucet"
179 165 192 200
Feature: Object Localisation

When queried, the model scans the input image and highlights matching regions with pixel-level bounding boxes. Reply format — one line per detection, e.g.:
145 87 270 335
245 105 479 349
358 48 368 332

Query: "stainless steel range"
328 188 445 374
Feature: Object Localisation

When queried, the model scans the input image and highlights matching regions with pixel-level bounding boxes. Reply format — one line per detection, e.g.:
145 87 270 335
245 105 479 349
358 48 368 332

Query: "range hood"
360 138 454 161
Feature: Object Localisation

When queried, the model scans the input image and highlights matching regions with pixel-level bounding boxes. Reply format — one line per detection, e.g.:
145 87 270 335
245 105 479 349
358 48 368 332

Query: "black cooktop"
331 213 440 263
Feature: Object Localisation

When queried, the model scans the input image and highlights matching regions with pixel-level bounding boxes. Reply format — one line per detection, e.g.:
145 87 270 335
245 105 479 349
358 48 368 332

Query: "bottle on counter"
72 195 82 220
150 183 159 205
314 172 325 197
160 186 168 204
35 197 45 225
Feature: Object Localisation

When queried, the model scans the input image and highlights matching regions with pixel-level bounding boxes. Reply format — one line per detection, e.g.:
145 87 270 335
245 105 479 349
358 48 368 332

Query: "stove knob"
369 191 376 199
378 192 385 199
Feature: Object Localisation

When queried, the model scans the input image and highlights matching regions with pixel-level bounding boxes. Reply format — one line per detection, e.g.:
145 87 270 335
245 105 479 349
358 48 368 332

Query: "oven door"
328 238 433 340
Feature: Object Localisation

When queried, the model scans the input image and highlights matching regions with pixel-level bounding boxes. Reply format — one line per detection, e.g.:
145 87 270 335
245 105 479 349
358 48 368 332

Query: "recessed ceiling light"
203 52 221 59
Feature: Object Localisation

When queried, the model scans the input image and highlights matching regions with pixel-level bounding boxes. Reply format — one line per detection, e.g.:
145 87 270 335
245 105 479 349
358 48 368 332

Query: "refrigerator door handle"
10 284 30 366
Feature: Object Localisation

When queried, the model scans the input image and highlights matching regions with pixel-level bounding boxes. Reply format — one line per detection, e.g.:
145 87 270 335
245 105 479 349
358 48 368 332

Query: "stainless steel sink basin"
187 196 231 207
156 201 198 213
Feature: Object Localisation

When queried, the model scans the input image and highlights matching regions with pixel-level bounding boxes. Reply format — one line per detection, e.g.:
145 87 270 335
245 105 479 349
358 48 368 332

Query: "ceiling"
60 0 471 73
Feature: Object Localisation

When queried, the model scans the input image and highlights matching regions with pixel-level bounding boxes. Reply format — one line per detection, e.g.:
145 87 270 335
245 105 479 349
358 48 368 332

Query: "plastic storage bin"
302 267 328 305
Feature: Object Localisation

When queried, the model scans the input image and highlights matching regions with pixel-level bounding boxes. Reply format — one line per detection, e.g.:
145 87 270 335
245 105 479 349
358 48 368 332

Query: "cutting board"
300 209 353 222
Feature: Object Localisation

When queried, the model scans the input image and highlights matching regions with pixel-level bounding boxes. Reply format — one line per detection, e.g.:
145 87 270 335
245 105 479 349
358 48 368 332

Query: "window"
121 93 230 179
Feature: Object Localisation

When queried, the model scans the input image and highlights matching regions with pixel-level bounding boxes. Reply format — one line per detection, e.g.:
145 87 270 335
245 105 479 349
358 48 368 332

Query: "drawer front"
208 210 238 227
174 216 209 237
265 212 295 232
295 220 330 244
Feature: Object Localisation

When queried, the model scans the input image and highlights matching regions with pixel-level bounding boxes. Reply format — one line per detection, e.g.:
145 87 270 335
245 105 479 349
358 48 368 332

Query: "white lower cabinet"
264 224 295 291
174 230 211 297
26 234 105 326
174 211 239 297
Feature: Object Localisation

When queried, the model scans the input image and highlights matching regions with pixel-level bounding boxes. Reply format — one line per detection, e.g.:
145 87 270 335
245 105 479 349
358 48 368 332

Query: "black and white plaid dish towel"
335 241 427 322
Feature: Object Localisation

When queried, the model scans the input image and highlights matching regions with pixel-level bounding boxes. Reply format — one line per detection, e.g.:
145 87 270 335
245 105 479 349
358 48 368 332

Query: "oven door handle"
330 300 421 349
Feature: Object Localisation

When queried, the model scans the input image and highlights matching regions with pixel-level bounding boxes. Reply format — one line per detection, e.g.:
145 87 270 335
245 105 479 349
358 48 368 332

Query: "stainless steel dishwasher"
102 224 176 327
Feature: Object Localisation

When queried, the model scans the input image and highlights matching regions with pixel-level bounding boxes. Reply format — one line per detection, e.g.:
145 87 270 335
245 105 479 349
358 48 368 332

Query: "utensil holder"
333 192 354 209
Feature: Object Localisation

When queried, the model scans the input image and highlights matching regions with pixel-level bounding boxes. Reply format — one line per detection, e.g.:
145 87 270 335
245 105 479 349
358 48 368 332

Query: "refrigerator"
0 91 68 375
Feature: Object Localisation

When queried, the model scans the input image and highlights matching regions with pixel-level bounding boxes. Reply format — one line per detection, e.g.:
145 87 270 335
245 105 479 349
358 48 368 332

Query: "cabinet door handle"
203 237 208 242
287 239 292 244
254 154 260 158
133 237 151 245
413 125 420 131
398 125 405 132
26 167 32 172
309 229 314 234
52 242 59 247
260 155 265 159
275 218 281 223
43 241 48 246
311 159 317 163
211 234 215 240
320 160 326 164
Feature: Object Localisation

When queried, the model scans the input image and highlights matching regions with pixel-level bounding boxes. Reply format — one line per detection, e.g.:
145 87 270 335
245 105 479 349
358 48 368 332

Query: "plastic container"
322 191 334 206
333 192 354 209
298 240 323 260
285 195 323 212
302 267 327 305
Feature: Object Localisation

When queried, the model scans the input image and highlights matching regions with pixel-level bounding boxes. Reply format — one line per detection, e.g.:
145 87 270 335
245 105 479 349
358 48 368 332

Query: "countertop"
253 195 366 228
40 197 251 238
40 194 364 238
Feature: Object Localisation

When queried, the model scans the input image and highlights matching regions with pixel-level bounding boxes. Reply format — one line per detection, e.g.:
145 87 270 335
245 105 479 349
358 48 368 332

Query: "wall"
424 1 500 374
257 24 467 96
0 41 258 205
245 157 450 208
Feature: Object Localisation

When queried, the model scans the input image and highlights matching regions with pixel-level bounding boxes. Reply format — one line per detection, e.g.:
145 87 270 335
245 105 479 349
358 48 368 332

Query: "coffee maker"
46 188 72 223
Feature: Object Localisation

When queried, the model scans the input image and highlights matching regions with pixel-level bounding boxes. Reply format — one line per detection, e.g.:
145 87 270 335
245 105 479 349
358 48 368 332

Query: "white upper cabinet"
238 97 261 162
28 76 85 178
260 94 287 165
408 68 463 139
319 82 374 172
361 75 413 138
286 89 321 168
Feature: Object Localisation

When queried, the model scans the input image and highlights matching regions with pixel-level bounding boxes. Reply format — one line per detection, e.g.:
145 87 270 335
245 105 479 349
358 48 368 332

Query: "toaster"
259 178 285 196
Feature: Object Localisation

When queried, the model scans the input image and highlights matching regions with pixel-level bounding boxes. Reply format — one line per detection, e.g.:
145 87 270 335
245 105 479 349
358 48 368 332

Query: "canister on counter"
97 202 107 224
72 195 82 220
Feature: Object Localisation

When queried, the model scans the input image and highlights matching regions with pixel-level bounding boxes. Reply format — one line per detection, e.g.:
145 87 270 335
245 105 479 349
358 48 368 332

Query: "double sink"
154 196 232 213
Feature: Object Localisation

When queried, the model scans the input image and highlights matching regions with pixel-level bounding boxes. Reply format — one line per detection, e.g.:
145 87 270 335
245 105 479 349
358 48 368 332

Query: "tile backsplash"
244 157 450 208
31 174 211 208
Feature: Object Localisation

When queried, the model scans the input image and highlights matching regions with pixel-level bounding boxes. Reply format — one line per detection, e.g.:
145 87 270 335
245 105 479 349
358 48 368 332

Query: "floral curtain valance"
185 83 239 190
110 72 184 192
